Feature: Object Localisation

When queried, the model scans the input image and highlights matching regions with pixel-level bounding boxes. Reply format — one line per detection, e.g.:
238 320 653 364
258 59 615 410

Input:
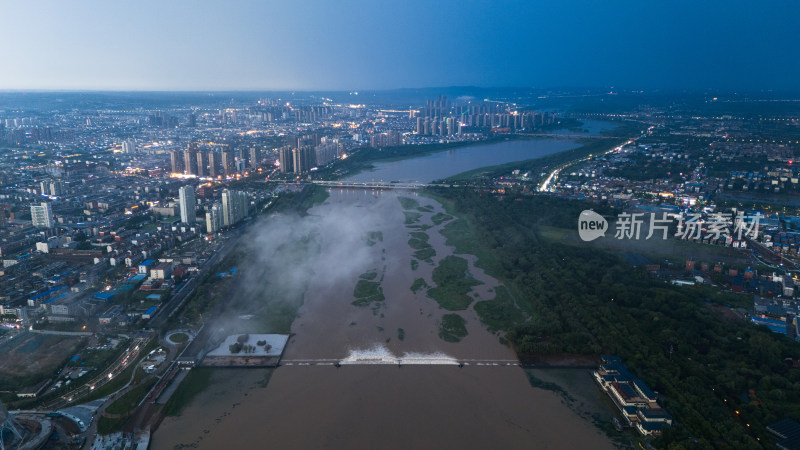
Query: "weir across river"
280 344 520 367
280 359 521 366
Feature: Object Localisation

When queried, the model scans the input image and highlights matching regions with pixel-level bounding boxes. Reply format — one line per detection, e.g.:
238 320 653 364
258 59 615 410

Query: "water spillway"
280 343 521 366
338 344 460 366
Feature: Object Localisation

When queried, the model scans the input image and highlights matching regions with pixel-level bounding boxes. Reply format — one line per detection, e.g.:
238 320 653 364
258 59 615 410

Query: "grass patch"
427 255 481 310
397 328 405 341
438 215 495 272
439 314 468 342
409 231 428 241
104 378 157 416
408 230 435 261
410 259 419 270
168 332 189 344
97 415 129 435
162 368 213 416
297 184 330 213
408 232 430 250
359 270 378 281
352 279 385 306
403 211 422 225
398 197 420 210
411 278 429 294
431 212 453 225
474 286 526 333
354 279 382 298
413 247 436 261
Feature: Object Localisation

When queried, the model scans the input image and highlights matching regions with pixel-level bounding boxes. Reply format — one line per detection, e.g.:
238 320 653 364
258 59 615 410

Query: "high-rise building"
196 150 208 177
205 202 222 233
170 150 185 173
178 185 196 225
41 179 66 196
53 180 66 196
447 117 457 136
221 189 249 227
249 147 261 168
279 146 293 173
184 143 199 176
208 151 219 177
315 142 339 166
238 191 249 222
31 202 54 228
122 140 136 154
222 146 235 177
370 131 402 148
235 146 246 166
221 190 233 227
292 146 312 174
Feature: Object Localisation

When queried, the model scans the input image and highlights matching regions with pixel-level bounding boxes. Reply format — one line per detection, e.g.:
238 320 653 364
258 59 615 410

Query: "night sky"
0 0 797 91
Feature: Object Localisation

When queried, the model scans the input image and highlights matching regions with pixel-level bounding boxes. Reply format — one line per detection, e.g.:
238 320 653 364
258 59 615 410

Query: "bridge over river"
309 180 459 190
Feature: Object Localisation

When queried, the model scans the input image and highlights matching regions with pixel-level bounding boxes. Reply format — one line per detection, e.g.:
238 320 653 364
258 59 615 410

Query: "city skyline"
0 0 798 92
1 2 800 447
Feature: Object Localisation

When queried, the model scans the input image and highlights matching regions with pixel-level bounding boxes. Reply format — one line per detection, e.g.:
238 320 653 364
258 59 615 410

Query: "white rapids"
338 344 460 365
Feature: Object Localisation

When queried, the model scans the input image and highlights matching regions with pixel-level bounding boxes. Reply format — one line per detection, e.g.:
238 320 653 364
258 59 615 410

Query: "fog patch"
213 192 397 333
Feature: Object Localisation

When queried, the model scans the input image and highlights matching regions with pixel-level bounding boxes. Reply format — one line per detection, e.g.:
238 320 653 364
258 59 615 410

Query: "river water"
153 123 619 449
344 120 616 183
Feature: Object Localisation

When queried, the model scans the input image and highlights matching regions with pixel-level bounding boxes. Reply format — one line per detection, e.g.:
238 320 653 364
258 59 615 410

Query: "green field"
473 286 525 333
398 196 420 210
536 225 751 266
104 377 158 417
352 279 385 306
410 278 429 293
403 211 422 225
438 313 468 342
431 212 453 225
407 230 436 261
168 332 189 344
162 368 214 417
426 255 482 310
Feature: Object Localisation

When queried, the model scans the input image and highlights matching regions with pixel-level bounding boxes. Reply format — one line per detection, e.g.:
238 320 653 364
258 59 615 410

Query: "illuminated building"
30 202 54 228
178 185 196 225
184 143 198 176
170 150 184 173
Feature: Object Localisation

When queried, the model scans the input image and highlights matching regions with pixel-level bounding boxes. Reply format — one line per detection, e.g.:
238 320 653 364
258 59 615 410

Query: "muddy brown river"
152 190 615 449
